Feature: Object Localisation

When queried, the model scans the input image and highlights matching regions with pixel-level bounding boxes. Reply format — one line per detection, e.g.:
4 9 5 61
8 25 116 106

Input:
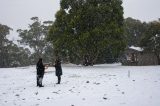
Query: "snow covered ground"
0 64 160 106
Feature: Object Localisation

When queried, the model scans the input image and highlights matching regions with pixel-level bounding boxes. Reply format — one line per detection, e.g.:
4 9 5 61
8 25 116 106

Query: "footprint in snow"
122 92 125 94
15 94 20 97
2 93 6 95
35 92 38 95
52 92 59 94
69 89 74 93
86 81 89 83
93 82 100 85
103 97 107 100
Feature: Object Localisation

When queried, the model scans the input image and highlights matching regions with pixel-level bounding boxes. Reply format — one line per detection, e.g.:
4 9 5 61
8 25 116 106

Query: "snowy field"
0 64 160 106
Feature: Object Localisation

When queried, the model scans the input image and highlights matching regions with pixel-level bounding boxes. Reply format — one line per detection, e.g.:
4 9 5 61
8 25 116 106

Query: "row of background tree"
125 18 160 65
1 17 159 68
0 17 54 68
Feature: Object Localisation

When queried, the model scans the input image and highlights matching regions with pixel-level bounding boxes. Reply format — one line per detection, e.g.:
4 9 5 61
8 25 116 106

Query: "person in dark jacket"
36 58 45 87
54 58 62 84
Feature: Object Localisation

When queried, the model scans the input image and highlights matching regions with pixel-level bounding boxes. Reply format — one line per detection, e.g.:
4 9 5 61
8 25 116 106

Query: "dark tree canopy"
140 20 160 64
49 0 126 65
124 17 147 46
0 24 30 67
0 24 12 67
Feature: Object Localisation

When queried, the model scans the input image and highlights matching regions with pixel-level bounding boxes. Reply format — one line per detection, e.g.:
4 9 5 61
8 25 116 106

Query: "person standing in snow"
36 58 45 87
54 58 62 84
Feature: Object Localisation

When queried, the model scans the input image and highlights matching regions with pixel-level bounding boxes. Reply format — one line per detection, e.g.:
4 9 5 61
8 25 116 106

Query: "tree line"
0 0 160 67
124 17 160 64
0 17 54 67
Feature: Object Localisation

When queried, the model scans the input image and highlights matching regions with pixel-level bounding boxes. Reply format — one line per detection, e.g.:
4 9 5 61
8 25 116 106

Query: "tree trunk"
156 53 160 65
157 56 160 65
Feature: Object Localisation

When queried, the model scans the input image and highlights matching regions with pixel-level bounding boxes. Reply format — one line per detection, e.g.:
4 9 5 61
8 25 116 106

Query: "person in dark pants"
54 58 62 84
36 58 45 87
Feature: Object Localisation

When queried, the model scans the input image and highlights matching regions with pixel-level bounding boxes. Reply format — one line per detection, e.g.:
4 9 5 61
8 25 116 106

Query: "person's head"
38 58 42 62
55 57 61 63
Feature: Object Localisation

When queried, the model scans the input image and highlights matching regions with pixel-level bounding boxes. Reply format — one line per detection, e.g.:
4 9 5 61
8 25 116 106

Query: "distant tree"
0 23 30 67
0 24 12 67
17 17 54 64
48 0 126 65
140 20 160 64
124 17 147 46
7 44 31 67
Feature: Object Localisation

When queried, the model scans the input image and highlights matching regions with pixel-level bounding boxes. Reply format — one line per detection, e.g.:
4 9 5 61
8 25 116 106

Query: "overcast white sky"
0 0 160 40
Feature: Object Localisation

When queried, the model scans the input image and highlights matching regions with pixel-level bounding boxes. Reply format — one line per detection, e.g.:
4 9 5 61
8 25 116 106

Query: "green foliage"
49 0 126 65
140 20 160 64
17 17 54 64
124 17 147 46
0 24 30 67
7 44 31 67
0 24 11 67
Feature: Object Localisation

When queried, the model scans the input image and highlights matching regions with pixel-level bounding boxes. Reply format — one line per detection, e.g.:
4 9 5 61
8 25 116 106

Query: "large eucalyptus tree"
17 17 53 64
49 0 126 65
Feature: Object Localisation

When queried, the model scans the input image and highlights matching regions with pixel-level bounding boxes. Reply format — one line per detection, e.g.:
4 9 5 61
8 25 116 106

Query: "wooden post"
128 70 130 78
